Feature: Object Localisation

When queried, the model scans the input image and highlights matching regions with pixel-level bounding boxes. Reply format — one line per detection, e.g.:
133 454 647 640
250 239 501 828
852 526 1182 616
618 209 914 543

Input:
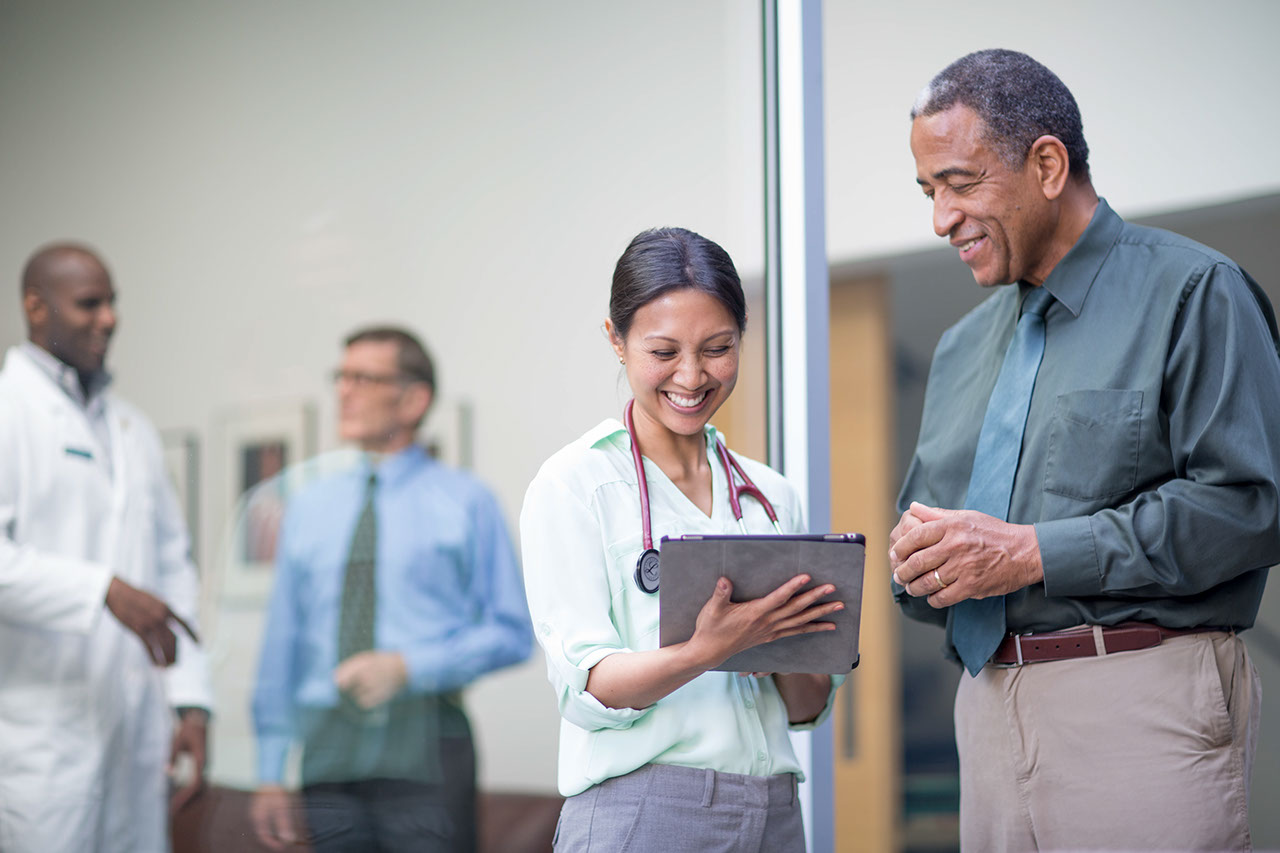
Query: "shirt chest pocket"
1043 389 1143 501
44 427 113 521
605 533 660 645
406 535 470 597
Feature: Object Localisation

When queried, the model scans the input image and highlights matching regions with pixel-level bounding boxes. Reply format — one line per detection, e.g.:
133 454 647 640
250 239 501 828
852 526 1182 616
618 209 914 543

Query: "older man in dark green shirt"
890 49 1280 851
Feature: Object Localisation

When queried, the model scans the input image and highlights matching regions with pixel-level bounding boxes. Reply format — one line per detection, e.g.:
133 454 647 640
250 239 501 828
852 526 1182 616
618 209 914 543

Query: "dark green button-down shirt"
896 199 1280 650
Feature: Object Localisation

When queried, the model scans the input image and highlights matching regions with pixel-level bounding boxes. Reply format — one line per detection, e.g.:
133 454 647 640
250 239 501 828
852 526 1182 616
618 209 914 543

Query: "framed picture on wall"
213 401 317 607
160 429 201 563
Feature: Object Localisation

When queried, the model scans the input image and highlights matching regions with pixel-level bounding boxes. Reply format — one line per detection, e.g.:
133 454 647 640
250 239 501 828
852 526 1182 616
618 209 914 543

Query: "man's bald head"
22 243 108 297
20 242 118 376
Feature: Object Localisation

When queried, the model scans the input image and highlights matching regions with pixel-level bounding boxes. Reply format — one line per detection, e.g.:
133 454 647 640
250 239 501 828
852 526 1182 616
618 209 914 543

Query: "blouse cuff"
787 673 844 731
549 646 648 732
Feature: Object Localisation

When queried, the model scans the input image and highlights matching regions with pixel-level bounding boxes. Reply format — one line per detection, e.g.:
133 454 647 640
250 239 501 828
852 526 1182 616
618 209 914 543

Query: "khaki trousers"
956 631 1260 852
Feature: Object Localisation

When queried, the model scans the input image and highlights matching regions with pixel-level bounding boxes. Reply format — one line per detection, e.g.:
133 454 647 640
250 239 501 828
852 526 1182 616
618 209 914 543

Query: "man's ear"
1031 134 1071 201
404 383 433 426
22 289 46 331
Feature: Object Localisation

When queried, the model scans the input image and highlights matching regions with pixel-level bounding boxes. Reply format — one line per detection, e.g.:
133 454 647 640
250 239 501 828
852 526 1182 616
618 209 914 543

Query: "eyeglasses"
330 369 408 388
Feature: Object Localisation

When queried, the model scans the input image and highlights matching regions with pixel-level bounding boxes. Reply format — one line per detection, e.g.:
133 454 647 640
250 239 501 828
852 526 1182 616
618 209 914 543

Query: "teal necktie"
338 472 378 663
953 286 1054 676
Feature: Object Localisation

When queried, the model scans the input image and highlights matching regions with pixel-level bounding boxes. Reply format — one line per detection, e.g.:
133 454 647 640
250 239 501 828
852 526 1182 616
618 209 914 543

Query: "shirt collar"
20 341 113 408
1038 197 1125 318
359 442 431 487
588 417 724 455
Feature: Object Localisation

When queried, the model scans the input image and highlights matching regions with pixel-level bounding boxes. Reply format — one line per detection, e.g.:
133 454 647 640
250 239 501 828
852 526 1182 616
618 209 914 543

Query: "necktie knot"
1021 286 1054 319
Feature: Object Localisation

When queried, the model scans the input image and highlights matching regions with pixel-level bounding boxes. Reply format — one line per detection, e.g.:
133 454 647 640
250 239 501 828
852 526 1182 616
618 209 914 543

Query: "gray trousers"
553 763 805 853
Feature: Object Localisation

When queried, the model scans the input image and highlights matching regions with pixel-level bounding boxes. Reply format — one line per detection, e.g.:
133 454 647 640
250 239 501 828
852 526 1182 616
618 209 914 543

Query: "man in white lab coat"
0 243 213 852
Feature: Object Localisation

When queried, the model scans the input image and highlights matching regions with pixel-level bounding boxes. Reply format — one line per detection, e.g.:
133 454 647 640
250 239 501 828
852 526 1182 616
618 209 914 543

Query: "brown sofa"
172 786 562 853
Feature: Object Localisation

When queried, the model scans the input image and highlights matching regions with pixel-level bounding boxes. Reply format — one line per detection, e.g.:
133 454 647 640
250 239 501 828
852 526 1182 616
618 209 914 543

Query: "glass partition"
0 1 765 849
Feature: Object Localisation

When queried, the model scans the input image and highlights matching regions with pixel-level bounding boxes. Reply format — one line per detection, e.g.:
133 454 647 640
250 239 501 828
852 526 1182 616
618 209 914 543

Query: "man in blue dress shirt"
250 327 533 852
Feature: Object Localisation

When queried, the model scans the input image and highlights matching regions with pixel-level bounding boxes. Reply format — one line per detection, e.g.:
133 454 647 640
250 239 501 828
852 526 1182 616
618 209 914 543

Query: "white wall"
0 0 764 793
823 0 1280 263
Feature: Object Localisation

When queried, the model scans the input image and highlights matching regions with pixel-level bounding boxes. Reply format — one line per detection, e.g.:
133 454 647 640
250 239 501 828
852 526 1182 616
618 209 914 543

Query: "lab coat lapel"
6 347 112 472
5 346 124 559
4 346 70 414
100 402 131 575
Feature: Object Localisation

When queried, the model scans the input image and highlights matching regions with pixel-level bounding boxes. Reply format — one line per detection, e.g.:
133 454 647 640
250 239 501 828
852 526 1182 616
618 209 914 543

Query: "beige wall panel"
829 276 900 851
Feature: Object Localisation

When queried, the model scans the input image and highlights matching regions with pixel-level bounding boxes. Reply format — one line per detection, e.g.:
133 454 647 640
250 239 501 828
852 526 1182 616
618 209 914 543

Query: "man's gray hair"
912 49 1090 181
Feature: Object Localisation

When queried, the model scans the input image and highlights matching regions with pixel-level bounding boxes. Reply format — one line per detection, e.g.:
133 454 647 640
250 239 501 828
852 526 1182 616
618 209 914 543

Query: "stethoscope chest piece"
634 548 660 594
622 398 780 597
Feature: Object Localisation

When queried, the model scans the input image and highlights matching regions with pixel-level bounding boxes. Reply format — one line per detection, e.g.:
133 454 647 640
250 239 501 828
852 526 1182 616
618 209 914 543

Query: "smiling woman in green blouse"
520 226 843 853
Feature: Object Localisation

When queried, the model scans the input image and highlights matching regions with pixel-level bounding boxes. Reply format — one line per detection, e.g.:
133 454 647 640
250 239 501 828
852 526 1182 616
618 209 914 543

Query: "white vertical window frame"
763 0 833 851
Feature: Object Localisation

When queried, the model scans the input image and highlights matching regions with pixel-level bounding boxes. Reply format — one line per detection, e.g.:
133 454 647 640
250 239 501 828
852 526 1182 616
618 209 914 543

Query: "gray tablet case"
658 533 864 674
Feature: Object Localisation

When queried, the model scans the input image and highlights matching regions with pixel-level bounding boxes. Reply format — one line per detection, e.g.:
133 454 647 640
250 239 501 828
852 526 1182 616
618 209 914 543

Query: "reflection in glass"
240 329 533 851
4 2 768 848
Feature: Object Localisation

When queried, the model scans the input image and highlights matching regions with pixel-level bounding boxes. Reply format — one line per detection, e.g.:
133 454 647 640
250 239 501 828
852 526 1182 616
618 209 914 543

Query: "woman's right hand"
687 574 842 670
584 573 841 711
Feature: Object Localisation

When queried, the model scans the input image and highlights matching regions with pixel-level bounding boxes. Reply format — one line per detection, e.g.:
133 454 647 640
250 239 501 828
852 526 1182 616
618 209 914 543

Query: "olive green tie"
338 472 378 663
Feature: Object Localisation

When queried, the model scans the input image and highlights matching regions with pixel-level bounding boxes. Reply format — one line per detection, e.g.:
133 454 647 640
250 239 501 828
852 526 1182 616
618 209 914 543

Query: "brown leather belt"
990 622 1215 666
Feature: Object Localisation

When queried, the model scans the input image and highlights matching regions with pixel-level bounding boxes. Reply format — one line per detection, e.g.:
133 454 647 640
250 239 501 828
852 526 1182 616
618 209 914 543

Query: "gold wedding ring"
933 569 950 589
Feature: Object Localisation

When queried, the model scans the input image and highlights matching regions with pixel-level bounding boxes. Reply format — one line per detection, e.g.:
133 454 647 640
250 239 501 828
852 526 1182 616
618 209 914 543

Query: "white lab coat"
0 346 212 853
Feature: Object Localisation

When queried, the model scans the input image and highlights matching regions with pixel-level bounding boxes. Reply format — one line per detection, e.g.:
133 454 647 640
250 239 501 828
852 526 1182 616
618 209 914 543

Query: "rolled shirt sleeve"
521 473 647 732
787 675 844 732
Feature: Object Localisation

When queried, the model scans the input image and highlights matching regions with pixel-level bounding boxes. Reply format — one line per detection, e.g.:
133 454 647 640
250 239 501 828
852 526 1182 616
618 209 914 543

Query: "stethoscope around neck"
624 398 782 594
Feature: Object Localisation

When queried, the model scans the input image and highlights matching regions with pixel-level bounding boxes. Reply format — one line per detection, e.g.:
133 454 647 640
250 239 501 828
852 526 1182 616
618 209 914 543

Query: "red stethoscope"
624 398 782 594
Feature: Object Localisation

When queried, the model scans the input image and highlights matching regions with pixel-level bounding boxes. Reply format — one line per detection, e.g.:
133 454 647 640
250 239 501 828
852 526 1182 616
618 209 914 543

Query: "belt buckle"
990 632 1030 668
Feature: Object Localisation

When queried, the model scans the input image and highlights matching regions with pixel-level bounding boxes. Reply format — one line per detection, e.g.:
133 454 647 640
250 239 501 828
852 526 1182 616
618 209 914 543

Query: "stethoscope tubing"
714 437 783 534
623 399 782 593
624 398 659 552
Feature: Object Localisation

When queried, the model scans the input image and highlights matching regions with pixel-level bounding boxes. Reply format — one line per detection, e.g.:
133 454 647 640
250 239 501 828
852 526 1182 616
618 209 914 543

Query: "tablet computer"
657 533 865 674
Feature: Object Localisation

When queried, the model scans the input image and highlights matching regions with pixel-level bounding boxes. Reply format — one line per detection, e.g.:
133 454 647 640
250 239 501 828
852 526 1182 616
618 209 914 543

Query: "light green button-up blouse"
520 418 842 797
